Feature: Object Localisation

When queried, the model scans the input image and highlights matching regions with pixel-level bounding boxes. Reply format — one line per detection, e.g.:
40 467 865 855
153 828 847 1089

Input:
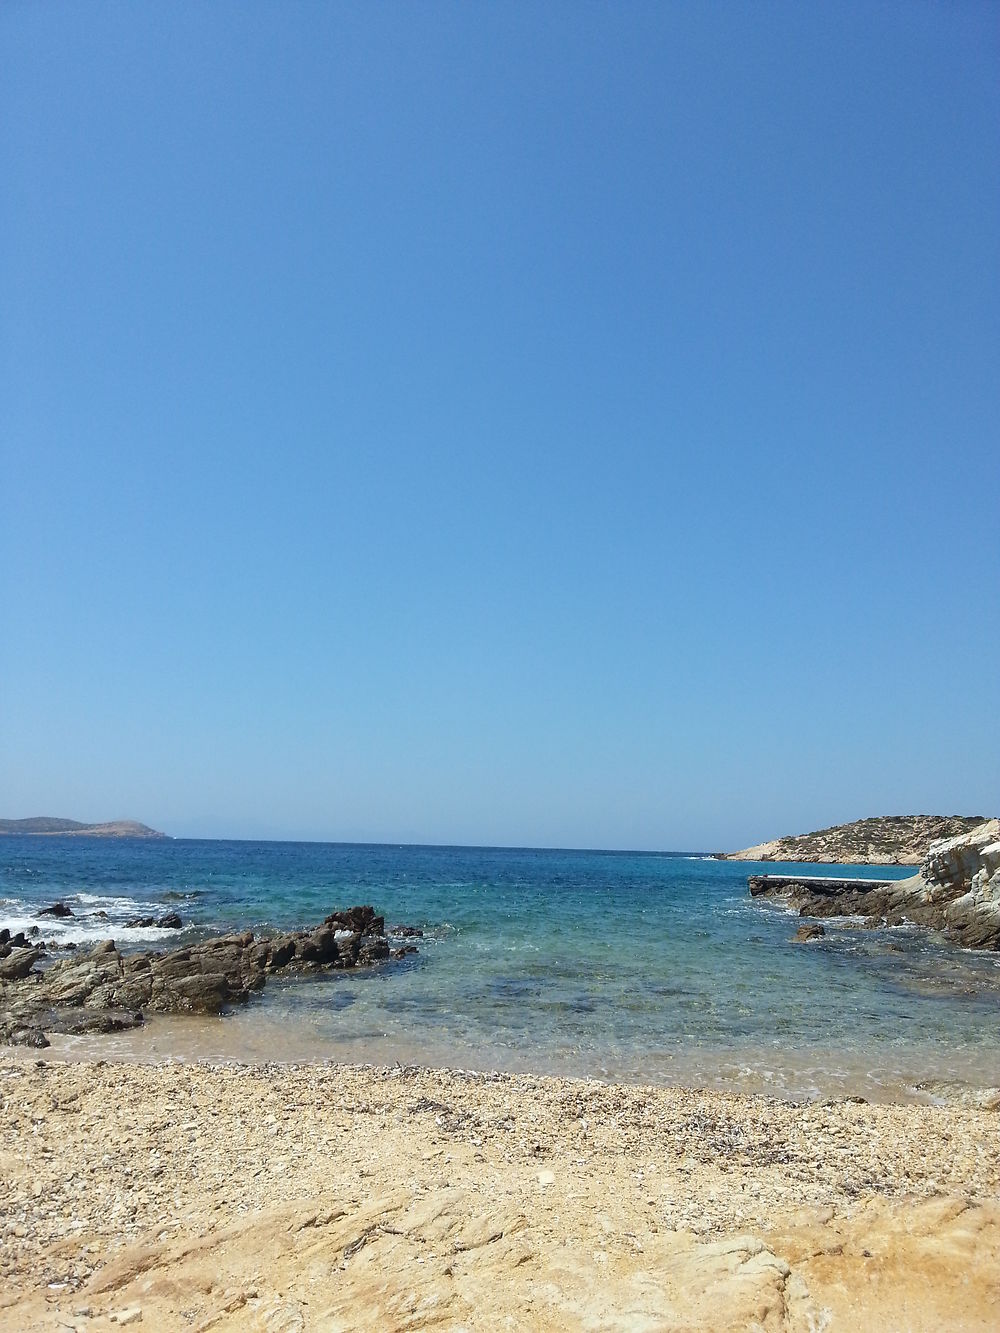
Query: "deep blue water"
3 836 998 1100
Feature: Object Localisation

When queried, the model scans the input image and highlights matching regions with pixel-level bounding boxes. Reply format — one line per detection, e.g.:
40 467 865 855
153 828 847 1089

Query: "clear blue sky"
2 2 997 848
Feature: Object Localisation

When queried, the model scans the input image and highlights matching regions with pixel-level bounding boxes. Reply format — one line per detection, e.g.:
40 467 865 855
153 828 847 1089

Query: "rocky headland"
0 818 167 838
750 819 1000 950
720 813 987 865
0 906 415 1049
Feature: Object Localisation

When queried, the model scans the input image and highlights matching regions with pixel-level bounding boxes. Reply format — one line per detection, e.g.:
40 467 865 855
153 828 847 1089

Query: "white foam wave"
1 912 190 946
1 894 192 947
74 893 146 911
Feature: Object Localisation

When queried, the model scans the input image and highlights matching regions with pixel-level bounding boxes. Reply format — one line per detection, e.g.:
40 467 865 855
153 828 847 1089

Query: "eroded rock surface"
0 905 401 1047
751 820 1000 950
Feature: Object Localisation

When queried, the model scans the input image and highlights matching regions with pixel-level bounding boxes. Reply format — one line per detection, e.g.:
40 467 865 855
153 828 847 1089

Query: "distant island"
0 817 167 838
717 814 988 865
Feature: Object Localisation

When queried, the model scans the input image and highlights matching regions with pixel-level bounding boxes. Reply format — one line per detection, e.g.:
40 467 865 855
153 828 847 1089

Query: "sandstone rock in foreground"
1 1059 998 1332
0 905 403 1047
720 814 988 865
750 819 1000 950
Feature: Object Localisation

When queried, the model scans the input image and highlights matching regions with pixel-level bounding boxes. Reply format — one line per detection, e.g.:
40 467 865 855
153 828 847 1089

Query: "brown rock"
0 904 398 1045
793 924 825 943
0 947 45 980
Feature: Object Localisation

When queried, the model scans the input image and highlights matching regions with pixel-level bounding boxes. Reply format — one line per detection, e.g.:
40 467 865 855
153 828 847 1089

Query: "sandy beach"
3 1055 999 1331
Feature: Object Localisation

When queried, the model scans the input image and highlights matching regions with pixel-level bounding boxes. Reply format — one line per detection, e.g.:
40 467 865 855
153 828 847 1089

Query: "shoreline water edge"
3 825 999 1102
3 843 1000 1102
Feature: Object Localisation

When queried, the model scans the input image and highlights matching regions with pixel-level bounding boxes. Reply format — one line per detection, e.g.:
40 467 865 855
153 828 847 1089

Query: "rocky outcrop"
0 905 405 1048
720 814 988 865
750 820 1000 950
749 874 899 918
0 947 46 982
792 923 825 943
924 821 1000 948
122 912 183 929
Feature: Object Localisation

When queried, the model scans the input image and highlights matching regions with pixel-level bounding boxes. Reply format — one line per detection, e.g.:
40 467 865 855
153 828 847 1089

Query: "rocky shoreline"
750 820 1000 950
0 906 416 1050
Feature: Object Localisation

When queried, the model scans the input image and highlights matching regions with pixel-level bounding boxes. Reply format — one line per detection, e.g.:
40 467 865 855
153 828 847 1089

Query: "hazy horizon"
3 4 997 850
0 810 991 856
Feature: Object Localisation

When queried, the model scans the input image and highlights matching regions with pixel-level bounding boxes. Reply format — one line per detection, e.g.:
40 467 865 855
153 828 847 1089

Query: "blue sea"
2 836 998 1101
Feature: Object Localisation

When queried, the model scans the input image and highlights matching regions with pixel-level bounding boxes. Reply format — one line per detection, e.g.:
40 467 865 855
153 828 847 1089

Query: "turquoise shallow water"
2 837 998 1100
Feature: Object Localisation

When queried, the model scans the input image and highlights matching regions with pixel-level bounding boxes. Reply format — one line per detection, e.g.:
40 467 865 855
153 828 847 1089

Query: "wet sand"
25 1006 1000 1107
3 1055 1000 1330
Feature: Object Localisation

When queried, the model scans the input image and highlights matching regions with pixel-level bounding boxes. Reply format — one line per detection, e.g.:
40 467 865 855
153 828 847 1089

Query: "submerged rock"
6 1024 49 1048
793 924 825 943
123 912 183 929
0 904 400 1046
37 902 73 918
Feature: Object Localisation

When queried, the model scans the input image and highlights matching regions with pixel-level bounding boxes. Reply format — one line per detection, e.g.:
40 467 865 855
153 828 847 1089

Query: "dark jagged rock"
390 925 424 938
749 875 898 920
267 938 296 970
122 912 183 929
37 902 73 918
750 821 1000 952
0 905 401 1046
358 936 390 965
6 1024 50 1048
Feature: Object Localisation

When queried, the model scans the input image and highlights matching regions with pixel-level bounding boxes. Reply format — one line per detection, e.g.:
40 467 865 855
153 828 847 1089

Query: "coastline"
5 839 1000 1328
4 1055 1000 1330
6 838 999 1108
716 815 990 865
15 1013 1000 1108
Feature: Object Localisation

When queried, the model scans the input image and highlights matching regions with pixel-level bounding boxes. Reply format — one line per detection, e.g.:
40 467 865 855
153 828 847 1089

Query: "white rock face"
929 820 1000 941
924 819 1000 896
